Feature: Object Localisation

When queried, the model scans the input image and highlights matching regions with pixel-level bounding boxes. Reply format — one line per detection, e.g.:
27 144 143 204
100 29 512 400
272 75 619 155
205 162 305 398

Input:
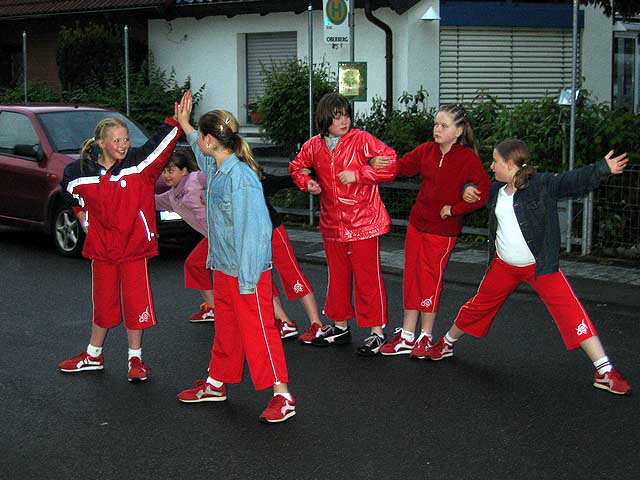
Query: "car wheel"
53 206 85 257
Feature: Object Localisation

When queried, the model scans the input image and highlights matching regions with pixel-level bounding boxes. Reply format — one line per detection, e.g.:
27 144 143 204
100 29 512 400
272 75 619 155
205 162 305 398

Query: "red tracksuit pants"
454 256 598 350
403 224 457 313
208 269 289 390
271 224 313 300
91 258 157 330
323 236 388 328
184 237 213 291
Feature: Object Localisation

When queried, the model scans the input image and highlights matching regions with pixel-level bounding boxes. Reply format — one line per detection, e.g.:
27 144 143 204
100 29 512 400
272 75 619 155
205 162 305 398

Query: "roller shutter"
246 31 297 105
440 27 579 106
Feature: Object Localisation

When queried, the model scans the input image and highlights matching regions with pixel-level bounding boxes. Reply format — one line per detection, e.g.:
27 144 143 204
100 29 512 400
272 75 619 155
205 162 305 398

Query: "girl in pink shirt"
155 151 214 322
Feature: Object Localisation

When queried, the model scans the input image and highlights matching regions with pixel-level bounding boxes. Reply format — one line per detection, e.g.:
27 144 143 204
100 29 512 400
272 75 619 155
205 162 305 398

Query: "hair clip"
224 117 230 125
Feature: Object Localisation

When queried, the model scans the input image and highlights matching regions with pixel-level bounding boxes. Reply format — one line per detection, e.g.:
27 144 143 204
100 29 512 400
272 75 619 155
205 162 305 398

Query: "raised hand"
176 91 194 134
604 150 629 175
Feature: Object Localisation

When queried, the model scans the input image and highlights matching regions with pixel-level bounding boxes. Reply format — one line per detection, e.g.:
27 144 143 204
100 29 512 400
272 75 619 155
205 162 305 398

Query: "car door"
0 110 50 223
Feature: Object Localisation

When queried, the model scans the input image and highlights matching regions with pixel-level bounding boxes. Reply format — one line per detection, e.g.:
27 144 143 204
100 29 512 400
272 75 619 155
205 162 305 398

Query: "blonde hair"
79 117 128 170
438 104 477 154
198 109 263 178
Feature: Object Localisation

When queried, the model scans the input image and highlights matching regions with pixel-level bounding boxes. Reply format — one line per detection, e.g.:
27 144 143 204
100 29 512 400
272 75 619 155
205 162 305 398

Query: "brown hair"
494 138 537 190
166 149 198 173
315 92 352 137
198 109 263 178
438 104 477 153
79 117 128 170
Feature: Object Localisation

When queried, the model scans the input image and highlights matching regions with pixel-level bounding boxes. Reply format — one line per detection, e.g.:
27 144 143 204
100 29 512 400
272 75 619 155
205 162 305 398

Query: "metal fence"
591 163 640 258
271 163 640 261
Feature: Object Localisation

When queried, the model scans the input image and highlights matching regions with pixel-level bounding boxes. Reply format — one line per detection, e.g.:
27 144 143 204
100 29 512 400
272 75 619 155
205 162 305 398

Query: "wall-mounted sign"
338 62 367 101
323 0 350 45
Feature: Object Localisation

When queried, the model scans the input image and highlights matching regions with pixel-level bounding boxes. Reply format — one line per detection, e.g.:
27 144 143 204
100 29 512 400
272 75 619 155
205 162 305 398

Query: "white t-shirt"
495 185 536 267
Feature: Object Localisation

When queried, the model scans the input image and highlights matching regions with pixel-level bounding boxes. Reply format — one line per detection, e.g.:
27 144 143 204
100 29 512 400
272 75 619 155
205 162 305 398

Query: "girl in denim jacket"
423 138 631 396
175 92 295 423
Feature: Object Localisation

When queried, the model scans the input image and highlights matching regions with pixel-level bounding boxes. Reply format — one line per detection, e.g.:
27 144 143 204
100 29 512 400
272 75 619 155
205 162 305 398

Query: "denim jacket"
188 131 272 293
487 159 611 277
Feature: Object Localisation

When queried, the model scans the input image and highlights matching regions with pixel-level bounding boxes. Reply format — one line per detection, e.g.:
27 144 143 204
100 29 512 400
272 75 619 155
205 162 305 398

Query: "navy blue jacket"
487 159 612 277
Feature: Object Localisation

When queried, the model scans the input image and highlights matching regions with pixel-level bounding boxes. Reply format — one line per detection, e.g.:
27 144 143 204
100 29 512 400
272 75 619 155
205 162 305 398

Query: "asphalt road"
1 227 638 480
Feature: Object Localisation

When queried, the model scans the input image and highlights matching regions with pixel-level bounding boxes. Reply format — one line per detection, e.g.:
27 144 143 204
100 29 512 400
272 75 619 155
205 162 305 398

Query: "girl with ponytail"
58 93 188 382
174 92 296 423
423 139 632 396
370 103 491 358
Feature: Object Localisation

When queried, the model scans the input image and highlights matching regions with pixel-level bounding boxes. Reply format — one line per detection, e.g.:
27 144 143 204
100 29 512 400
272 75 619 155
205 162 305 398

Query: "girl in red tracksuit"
371 104 490 359
58 94 188 382
289 92 397 356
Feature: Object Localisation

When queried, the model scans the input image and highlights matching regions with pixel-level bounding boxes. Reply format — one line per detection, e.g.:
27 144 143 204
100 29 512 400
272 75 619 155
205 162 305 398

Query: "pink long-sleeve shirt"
155 171 208 237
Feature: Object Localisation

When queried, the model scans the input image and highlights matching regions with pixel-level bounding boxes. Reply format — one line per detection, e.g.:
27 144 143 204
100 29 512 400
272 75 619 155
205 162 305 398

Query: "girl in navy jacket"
58 93 188 382
423 138 631 396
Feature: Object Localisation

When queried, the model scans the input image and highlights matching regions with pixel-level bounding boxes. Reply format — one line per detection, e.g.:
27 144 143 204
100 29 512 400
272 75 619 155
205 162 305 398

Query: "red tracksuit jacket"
398 142 490 236
62 117 181 263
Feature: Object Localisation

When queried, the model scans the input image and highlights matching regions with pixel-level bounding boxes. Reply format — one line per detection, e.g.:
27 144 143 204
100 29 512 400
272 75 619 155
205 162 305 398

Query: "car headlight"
159 211 182 221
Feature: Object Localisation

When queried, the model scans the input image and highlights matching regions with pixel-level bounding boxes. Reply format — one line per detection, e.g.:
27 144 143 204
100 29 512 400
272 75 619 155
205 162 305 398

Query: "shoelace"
363 334 382 347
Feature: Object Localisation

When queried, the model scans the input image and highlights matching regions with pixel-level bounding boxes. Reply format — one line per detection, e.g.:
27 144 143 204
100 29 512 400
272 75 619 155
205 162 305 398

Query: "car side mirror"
14 144 43 161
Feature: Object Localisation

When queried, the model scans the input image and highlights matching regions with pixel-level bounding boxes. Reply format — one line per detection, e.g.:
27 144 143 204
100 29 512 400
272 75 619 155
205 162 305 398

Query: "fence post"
124 25 130 117
308 2 314 226
22 31 28 104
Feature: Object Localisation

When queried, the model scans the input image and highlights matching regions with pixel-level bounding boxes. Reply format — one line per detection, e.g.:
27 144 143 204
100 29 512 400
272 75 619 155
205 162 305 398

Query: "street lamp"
421 6 440 21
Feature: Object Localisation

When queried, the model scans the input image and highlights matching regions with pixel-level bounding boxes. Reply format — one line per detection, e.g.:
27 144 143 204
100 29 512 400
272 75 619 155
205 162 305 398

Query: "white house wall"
581 3 613 104
148 1 440 122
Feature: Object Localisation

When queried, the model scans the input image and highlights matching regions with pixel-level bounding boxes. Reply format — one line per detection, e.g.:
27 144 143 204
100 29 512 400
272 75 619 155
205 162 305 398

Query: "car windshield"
37 110 149 153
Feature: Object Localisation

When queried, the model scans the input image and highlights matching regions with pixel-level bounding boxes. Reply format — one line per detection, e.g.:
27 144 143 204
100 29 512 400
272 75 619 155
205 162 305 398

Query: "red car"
0 104 196 256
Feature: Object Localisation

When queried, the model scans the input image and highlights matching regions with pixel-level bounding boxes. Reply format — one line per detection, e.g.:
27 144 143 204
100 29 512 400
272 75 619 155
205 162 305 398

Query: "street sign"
323 0 350 45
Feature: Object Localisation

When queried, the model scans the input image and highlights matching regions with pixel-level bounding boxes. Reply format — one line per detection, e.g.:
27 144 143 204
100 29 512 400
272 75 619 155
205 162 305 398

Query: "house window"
613 33 639 112
245 31 297 123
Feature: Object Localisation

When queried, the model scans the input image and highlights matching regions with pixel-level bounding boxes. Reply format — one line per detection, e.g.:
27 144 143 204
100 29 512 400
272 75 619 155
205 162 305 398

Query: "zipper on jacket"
439 152 445 168
139 210 152 241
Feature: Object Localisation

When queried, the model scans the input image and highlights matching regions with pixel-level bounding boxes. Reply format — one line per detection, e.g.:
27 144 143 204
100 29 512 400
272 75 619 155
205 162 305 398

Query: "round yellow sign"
326 0 348 25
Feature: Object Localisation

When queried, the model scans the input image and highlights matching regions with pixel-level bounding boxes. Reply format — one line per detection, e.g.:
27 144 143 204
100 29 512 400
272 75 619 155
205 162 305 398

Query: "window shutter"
246 31 297 105
440 27 579 106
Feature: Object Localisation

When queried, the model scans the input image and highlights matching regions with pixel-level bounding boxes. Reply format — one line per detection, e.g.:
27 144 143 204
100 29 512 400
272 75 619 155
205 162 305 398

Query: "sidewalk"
285 226 640 309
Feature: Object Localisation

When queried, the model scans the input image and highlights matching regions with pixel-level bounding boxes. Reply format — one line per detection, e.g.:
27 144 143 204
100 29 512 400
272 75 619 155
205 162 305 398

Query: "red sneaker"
189 303 215 323
59 351 104 373
299 323 322 344
128 357 150 382
259 394 296 423
380 329 416 356
593 368 631 395
409 335 433 359
276 318 299 339
423 337 454 361
178 379 227 403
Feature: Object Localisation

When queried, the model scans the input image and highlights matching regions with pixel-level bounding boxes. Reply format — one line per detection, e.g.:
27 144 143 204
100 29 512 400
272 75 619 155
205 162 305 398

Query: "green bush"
57 23 146 92
257 59 337 155
355 88 434 156
0 81 60 103
64 62 204 132
55 24 204 132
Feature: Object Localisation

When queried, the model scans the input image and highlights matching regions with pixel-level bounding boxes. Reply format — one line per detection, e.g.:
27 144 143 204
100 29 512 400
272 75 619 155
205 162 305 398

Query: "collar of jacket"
218 153 241 175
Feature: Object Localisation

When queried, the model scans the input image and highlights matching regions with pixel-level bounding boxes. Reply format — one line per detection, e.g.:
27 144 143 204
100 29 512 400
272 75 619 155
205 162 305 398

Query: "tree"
580 0 640 19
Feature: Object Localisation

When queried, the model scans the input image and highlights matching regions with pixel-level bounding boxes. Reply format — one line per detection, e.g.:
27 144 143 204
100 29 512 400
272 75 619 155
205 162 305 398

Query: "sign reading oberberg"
323 0 350 45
